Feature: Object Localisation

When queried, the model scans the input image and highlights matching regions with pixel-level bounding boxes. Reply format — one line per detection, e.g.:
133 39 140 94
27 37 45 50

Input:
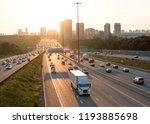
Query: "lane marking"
90 75 147 106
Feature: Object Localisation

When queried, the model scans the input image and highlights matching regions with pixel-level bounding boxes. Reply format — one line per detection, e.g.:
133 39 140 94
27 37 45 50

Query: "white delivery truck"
69 70 91 95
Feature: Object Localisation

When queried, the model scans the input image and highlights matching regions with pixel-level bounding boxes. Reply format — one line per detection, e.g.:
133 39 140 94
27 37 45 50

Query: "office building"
114 23 121 37
60 19 72 41
40 27 46 36
104 23 111 39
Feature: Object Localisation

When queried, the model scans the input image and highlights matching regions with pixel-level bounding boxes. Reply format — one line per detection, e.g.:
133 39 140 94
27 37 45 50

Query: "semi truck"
69 70 91 95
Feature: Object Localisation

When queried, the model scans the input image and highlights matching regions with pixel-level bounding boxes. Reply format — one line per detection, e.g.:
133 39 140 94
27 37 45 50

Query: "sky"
0 0 150 34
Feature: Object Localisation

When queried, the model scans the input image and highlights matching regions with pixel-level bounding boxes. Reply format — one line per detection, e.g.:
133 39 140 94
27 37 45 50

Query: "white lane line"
91 75 147 107
46 55 64 107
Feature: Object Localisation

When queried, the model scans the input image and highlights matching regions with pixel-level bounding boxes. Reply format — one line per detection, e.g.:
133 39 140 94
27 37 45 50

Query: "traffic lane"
50 54 97 107
42 54 61 107
0 55 38 83
90 72 149 106
60 54 148 106
98 65 150 90
95 59 150 82
55 58 97 107
84 60 150 90
82 61 150 100
47 54 79 107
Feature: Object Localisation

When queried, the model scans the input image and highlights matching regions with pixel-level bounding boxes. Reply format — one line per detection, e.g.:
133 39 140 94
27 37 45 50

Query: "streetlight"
75 2 81 63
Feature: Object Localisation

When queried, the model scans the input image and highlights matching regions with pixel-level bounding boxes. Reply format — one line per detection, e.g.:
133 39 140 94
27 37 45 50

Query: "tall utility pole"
75 2 81 63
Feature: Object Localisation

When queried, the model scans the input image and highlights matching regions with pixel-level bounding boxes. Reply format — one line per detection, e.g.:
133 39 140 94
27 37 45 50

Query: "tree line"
0 35 40 56
64 36 150 51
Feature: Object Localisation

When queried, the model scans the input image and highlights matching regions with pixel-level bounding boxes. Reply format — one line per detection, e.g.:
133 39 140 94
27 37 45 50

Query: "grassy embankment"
93 55 150 71
0 54 43 107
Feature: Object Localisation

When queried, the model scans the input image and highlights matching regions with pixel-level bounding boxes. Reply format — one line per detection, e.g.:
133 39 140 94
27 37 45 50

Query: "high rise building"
40 27 46 36
76 23 84 40
114 23 121 37
104 23 111 39
59 19 72 47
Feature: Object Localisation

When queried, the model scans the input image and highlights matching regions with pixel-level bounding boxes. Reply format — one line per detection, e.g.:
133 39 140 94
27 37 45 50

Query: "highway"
0 52 39 83
42 52 150 107
1 39 149 107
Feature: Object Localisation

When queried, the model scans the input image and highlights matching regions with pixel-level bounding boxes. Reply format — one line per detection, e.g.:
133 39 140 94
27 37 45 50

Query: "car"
5 64 12 70
17 60 22 64
133 55 139 58
90 63 95 67
112 65 118 69
73 65 78 70
122 68 129 72
82 67 89 75
68 62 72 66
80 58 84 62
106 62 111 66
50 63 54 67
106 68 112 73
51 67 56 74
61 61 65 65
133 77 144 84
64 59 67 62
89 58 94 63
68 66 73 71
99 63 104 67
2 61 7 65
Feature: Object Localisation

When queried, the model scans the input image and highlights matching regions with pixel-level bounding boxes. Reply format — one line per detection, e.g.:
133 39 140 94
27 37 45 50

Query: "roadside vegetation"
0 54 43 107
0 35 40 59
63 36 150 51
93 54 150 71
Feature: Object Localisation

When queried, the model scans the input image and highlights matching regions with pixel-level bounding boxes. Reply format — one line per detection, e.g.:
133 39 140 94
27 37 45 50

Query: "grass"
93 55 150 71
0 54 43 107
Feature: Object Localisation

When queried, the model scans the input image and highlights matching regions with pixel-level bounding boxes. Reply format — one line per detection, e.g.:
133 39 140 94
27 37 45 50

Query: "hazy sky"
0 0 150 34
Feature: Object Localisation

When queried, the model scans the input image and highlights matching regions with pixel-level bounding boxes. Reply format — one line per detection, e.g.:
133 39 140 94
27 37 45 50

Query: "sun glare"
22 0 75 31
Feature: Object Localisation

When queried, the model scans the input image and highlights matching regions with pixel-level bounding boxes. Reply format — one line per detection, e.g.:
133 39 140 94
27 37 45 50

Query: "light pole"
75 2 81 63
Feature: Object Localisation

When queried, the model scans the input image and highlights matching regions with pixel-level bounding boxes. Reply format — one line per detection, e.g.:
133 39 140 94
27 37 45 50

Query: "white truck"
69 70 91 95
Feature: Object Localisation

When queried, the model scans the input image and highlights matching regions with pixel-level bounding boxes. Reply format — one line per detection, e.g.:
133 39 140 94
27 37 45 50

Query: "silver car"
133 77 144 84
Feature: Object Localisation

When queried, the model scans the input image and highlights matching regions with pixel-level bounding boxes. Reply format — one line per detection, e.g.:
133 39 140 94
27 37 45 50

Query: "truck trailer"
69 70 91 95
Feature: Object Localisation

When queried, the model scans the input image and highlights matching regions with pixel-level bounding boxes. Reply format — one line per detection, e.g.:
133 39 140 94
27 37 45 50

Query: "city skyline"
0 0 150 34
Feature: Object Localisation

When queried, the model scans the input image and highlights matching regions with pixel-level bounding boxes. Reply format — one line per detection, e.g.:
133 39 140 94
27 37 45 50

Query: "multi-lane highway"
0 39 149 107
42 52 150 107
0 52 39 83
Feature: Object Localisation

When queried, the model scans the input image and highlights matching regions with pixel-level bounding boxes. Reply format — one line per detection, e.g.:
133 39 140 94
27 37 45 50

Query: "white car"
133 77 144 84
106 68 112 73
122 68 129 72
5 64 12 70
99 63 104 67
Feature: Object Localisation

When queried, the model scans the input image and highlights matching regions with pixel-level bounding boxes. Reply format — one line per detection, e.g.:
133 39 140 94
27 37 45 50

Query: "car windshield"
78 84 90 87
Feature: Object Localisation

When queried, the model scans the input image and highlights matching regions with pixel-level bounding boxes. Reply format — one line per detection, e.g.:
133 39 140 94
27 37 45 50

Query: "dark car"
106 62 111 66
68 66 73 71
